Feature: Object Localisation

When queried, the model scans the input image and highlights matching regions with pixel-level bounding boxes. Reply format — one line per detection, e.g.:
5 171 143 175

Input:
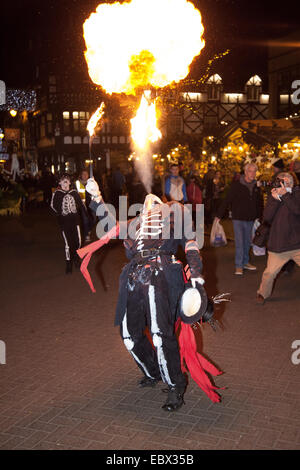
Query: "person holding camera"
257 172 300 304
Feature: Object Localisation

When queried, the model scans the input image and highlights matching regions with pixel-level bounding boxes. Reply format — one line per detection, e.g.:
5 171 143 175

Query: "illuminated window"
63 112 70 119
207 74 222 85
72 111 88 132
246 76 262 102
207 74 223 101
246 75 262 86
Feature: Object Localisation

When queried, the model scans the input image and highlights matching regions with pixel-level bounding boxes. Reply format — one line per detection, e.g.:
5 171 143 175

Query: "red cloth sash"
77 224 120 293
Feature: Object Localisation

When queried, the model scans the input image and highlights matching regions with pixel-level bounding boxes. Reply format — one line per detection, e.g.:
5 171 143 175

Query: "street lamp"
10 109 17 117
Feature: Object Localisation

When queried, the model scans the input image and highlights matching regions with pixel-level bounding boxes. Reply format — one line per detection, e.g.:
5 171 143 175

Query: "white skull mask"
142 193 163 214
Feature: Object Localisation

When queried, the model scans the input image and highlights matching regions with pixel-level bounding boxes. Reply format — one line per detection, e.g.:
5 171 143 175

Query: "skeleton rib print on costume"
62 194 77 216
135 195 164 251
135 210 164 251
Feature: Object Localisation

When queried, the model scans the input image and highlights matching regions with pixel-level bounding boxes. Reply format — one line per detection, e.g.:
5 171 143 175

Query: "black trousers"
61 221 82 262
120 267 186 389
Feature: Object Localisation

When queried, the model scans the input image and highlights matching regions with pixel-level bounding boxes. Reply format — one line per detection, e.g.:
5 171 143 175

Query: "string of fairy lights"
157 49 231 113
0 89 36 112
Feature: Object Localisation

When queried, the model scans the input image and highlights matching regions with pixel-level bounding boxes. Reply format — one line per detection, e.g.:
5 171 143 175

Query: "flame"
87 102 105 137
130 92 162 150
83 0 205 95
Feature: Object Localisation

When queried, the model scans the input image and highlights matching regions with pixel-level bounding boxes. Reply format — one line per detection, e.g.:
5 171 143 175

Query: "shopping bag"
252 219 266 256
210 219 227 247
252 244 266 256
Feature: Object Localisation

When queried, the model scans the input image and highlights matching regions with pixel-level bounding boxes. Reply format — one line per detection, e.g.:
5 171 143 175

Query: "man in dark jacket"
257 172 300 304
216 163 263 275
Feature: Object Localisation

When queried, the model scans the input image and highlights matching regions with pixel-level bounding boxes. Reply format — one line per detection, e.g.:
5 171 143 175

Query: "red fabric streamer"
176 319 223 403
177 265 223 403
77 224 120 293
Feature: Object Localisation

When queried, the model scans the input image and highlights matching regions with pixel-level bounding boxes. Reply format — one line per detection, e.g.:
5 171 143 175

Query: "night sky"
1 0 299 91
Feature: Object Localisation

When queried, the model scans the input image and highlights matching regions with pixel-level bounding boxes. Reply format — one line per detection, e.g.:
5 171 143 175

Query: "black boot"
139 376 161 388
73 254 81 269
162 385 185 412
65 260 72 274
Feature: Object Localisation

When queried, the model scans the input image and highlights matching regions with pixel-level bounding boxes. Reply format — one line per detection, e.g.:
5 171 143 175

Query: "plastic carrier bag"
210 219 227 247
252 219 266 256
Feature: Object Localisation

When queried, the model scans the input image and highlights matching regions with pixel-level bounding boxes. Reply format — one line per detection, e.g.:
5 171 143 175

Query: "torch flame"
87 102 105 137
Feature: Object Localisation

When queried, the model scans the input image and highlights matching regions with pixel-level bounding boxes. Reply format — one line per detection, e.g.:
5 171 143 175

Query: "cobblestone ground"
0 209 300 450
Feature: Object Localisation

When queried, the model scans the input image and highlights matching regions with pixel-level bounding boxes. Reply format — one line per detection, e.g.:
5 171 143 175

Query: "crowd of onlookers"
1 157 300 223
1 156 300 304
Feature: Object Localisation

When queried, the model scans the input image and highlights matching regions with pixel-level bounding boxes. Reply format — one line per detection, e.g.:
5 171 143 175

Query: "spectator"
112 166 126 207
128 172 147 206
202 167 216 225
291 160 300 186
270 158 285 186
40 168 57 205
75 169 95 242
102 169 113 203
216 163 263 275
165 163 187 203
186 175 202 222
152 165 165 200
211 170 225 219
257 172 300 304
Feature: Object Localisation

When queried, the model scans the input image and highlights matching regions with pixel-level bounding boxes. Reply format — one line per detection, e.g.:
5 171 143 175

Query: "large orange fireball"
83 0 205 95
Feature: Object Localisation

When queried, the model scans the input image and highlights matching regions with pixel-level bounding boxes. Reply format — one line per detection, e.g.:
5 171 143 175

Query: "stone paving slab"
0 209 300 450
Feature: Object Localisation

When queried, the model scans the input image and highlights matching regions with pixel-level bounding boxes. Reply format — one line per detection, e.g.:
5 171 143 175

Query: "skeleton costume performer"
78 179 222 411
51 175 85 274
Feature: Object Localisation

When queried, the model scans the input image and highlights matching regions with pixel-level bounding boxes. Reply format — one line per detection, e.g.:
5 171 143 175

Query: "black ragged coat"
90 199 203 326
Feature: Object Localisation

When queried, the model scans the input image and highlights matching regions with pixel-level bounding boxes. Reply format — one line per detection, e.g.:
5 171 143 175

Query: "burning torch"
87 102 105 178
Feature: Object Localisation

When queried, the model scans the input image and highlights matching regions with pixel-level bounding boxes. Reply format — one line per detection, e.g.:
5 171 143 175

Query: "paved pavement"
0 208 300 450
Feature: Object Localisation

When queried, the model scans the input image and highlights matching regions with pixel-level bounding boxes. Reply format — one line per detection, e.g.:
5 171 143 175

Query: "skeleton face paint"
60 178 71 192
